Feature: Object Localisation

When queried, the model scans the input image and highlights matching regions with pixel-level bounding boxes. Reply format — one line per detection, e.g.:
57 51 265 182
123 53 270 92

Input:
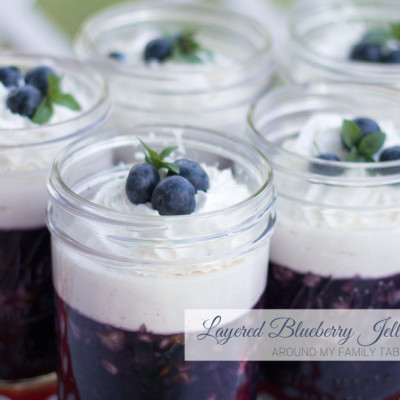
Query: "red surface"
0 379 57 400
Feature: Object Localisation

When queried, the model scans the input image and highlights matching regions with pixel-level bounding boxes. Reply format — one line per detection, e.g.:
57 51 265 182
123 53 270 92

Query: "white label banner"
184 309 400 361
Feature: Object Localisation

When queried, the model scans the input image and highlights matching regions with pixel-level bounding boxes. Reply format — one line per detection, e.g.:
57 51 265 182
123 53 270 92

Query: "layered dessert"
74 3 275 132
260 113 400 399
0 55 109 400
47 128 275 400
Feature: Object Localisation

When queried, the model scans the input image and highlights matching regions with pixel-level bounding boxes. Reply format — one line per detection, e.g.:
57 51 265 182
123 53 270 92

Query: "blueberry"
378 146 400 175
380 146 400 162
310 153 343 176
168 159 209 192
25 66 56 96
144 38 172 63
108 52 126 62
353 118 381 136
151 176 195 215
0 66 22 88
6 85 43 118
350 43 383 63
125 163 160 204
383 50 400 63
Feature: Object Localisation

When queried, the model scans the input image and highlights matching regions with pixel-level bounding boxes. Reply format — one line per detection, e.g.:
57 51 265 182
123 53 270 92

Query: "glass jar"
74 2 275 135
0 53 110 400
282 0 400 85
248 83 400 399
47 125 276 400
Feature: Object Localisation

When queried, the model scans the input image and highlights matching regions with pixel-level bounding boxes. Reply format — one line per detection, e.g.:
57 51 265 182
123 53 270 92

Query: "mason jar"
74 2 275 135
248 83 400 399
47 125 275 400
0 53 110 400
282 0 400 85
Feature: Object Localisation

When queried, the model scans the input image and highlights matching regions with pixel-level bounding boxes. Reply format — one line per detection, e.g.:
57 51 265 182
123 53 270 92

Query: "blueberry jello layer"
263 114 400 399
0 54 109 385
48 128 275 400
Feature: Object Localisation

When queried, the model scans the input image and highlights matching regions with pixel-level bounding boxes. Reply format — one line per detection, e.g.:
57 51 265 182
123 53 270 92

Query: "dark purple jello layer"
57 294 261 400
0 227 56 380
261 261 400 400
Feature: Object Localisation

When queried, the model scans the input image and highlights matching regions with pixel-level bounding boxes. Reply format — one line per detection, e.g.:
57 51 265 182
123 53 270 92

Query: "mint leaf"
358 132 386 156
48 73 63 99
31 100 53 125
159 146 178 160
139 139 161 160
52 93 81 111
139 139 180 174
30 72 81 125
170 30 213 64
47 73 81 112
160 161 179 174
345 147 362 162
342 120 362 149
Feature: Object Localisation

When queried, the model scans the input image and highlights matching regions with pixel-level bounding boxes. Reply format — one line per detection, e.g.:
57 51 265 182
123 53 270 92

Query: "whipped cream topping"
53 163 270 333
92 165 250 216
307 23 366 60
270 113 400 278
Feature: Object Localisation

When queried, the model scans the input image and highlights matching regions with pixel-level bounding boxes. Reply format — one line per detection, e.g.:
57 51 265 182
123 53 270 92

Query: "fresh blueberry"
108 51 126 62
6 85 43 118
380 146 400 162
378 146 400 175
144 38 173 63
350 43 383 63
168 159 209 192
25 66 56 96
383 50 400 63
125 163 160 204
310 153 343 176
353 118 381 136
0 66 22 88
151 176 195 215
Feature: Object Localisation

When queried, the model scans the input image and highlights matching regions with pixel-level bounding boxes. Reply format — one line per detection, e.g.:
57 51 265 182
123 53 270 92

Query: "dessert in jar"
248 83 400 399
74 2 275 135
281 0 400 85
0 53 110 400
46 126 275 400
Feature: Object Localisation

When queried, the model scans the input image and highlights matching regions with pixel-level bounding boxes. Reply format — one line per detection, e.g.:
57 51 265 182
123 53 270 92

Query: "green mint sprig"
170 30 214 64
32 73 81 125
139 139 180 174
342 119 386 162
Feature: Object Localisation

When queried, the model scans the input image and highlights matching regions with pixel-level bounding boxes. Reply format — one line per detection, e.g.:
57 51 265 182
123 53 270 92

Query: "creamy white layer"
307 23 366 60
53 164 270 333
0 66 92 229
270 113 400 278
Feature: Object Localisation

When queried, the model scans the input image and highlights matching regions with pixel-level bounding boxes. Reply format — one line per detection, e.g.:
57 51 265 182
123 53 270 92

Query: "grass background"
37 0 294 38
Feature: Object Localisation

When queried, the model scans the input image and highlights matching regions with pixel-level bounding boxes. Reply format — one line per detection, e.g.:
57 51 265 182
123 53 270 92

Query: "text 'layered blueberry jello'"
47 126 275 400
0 54 109 400
249 82 400 400
75 2 274 132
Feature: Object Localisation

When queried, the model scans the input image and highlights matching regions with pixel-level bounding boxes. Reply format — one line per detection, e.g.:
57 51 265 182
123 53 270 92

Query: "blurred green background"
37 0 293 38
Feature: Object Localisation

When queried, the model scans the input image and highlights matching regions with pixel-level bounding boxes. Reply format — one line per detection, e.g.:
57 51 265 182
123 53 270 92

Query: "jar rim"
74 2 274 94
48 124 275 225
287 0 400 82
0 52 111 149
248 81 400 184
